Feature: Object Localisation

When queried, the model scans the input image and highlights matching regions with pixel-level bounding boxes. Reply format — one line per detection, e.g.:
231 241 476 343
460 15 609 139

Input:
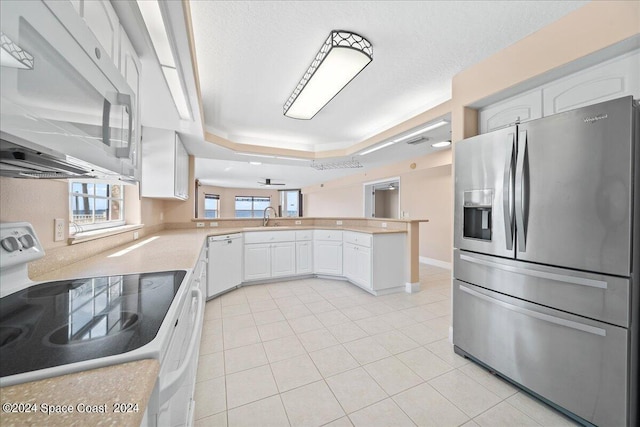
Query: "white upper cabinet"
141 127 189 200
478 50 639 134
479 90 543 134
542 51 640 116
79 0 120 68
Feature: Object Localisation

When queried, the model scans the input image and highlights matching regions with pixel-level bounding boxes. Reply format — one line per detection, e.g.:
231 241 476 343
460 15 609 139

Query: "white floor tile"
194 376 226 420
343 337 392 365
281 381 345 427
474 401 540 427
288 314 325 334
298 328 340 352
458 362 518 400
252 308 285 325
309 345 360 378
263 335 307 363
506 393 578 426
257 320 295 342
224 342 268 374
227 395 289 427
226 365 278 409
197 351 225 382
270 354 322 392
394 382 469 427
348 399 414 427
326 322 369 344
325 368 388 413
428 370 502 418
371 330 420 355
396 346 454 381
363 356 423 396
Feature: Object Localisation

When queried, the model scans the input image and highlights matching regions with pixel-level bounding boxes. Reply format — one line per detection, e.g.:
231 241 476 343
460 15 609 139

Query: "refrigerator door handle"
459 253 608 289
503 133 515 250
515 129 528 252
459 284 607 337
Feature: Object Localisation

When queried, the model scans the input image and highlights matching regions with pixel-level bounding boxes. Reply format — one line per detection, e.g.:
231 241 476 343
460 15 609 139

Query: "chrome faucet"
263 206 277 227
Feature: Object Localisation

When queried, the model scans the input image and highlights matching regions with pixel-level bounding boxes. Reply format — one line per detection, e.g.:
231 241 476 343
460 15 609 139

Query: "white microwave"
0 0 138 180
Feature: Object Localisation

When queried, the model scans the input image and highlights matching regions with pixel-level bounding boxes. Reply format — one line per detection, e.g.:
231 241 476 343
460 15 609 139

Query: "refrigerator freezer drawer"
454 250 630 327
453 280 629 426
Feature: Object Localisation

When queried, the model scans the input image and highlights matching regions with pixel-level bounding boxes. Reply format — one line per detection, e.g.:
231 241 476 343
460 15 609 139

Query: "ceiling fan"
258 178 285 187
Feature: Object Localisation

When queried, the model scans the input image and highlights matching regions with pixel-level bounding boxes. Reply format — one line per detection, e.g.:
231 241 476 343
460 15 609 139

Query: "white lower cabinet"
271 242 296 277
244 243 271 281
296 241 313 274
314 240 343 275
343 231 404 294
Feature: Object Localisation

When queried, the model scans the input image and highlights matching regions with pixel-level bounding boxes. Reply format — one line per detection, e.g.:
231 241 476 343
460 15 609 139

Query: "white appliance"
207 233 242 298
0 222 204 427
0 0 138 180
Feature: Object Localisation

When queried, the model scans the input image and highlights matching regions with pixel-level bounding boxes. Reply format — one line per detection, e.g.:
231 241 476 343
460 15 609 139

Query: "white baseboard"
419 256 452 270
448 326 453 343
405 282 421 293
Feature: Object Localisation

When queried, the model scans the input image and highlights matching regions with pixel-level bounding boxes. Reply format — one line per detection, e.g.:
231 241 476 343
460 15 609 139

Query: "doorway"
363 178 400 218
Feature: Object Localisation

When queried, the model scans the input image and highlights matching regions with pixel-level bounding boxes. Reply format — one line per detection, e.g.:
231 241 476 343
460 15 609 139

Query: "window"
280 190 302 217
70 182 125 232
235 196 270 218
204 194 220 218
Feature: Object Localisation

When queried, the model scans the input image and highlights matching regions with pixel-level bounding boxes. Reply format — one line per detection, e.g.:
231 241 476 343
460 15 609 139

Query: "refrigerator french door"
453 95 638 427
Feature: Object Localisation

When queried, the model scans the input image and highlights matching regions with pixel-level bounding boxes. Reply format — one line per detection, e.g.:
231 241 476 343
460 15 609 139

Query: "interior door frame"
363 176 401 218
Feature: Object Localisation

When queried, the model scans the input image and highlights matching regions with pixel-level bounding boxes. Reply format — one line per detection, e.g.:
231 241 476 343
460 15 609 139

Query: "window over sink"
235 196 270 218
69 182 125 233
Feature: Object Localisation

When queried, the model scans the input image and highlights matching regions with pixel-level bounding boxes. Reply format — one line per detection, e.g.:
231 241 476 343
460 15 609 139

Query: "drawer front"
453 280 629 426
295 230 313 241
244 231 296 244
343 231 372 248
453 249 630 327
313 230 343 241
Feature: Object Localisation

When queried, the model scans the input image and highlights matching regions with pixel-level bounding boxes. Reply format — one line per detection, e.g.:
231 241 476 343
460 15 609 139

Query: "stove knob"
1 236 20 252
19 234 35 249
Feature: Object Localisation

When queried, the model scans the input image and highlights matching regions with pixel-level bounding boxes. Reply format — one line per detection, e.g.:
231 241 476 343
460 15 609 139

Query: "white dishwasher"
208 233 243 298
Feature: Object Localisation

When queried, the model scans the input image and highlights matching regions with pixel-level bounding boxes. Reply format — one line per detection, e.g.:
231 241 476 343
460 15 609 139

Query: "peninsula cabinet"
343 231 405 295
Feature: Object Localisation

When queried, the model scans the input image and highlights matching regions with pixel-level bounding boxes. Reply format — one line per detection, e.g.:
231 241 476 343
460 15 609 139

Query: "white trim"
405 282 420 293
449 326 453 343
419 256 452 270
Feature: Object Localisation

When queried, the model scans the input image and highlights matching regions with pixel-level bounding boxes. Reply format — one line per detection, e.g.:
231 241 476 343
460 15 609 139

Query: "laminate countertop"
0 360 158 427
1 225 408 426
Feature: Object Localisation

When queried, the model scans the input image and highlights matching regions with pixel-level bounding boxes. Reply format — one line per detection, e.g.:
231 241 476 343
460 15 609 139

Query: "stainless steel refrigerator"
453 95 639 427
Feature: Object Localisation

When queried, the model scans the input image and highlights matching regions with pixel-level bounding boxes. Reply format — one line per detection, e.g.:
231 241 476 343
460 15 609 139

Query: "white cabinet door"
82 0 119 67
314 241 343 276
343 243 357 282
355 246 372 289
174 135 189 200
296 241 313 274
244 244 271 281
119 27 140 99
272 242 296 277
478 90 543 134
542 50 640 116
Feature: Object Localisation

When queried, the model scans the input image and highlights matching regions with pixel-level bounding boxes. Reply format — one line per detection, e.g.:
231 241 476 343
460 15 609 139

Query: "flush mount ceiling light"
137 1 192 120
0 32 34 70
431 140 452 148
359 119 449 156
310 158 363 170
284 30 373 120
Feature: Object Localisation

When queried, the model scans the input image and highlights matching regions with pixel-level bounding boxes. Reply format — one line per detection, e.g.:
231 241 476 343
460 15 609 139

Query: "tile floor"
194 265 577 427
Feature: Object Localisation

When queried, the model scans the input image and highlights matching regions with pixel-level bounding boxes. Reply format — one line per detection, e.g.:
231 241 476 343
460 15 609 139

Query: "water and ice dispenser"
463 190 493 241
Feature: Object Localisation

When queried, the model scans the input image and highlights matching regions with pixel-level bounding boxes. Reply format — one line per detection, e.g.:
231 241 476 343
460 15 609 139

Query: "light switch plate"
54 218 65 242
295 220 302 225
210 222 218 227
133 231 139 240
336 220 343 225
381 222 388 228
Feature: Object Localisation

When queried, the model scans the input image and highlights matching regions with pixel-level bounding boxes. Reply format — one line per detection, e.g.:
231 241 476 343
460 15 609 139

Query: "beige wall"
195 184 280 219
0 177 69 250
303 149 453 263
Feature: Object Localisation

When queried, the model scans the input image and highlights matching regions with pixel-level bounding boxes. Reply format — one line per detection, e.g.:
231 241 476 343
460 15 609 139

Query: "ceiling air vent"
405 136 428 145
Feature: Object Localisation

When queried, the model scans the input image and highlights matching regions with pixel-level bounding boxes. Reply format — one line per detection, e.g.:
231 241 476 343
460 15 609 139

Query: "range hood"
0 133 129 181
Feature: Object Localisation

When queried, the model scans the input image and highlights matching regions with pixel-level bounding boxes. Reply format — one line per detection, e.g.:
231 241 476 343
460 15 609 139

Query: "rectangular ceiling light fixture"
137 0 192 121
358 140 396 156
393 120 449 143
284 30 373 120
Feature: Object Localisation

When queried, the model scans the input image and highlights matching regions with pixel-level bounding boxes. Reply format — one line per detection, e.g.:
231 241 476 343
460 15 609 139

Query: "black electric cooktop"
0 270 186 378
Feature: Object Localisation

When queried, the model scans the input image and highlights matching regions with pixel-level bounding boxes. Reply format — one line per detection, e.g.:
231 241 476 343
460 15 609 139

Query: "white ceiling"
184 1 587 188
